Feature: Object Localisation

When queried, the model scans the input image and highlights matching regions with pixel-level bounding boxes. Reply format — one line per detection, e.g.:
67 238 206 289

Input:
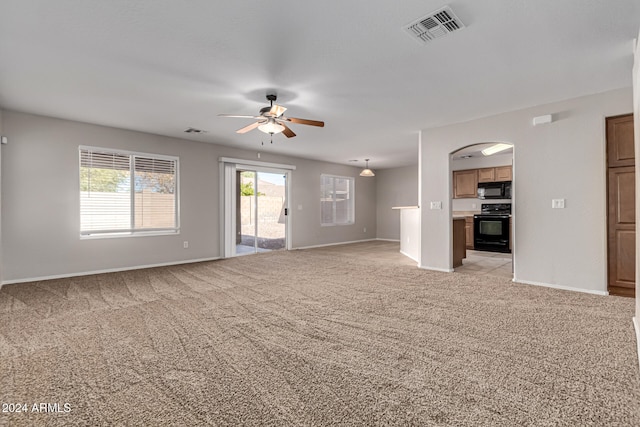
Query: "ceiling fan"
218 94 324 139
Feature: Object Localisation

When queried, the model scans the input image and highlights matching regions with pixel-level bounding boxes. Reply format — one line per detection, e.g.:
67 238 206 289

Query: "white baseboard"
294 238 377 251
376 238 401 242
512 277 608 296
633 317 640 372
419 265 454 273
1 257 221 285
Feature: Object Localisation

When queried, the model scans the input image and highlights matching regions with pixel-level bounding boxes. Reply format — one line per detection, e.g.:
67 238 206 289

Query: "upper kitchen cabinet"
495 166 512 181
478 166 512 183
453 169 478 199
478 168 495 182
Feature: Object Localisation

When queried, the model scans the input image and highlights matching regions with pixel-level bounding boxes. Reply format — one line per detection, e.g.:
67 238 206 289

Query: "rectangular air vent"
403 5 465 44
184 127 206 134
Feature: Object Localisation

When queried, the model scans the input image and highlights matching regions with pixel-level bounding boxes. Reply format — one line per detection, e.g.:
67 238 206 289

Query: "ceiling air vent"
184 127 206 134
404 5 465 44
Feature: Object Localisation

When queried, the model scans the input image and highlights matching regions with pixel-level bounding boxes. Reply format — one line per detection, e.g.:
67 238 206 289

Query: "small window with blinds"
320 174 355 226
79 147 179 237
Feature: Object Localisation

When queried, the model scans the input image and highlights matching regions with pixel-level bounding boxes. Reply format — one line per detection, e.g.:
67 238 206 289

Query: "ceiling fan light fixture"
360 159 375 177
258 119 285 135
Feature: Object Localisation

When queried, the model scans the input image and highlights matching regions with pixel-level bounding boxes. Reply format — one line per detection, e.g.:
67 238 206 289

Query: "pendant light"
360 159 375 177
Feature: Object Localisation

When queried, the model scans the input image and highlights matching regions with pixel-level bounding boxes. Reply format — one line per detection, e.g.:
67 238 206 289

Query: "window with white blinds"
320 174 354 225
79 147 179 236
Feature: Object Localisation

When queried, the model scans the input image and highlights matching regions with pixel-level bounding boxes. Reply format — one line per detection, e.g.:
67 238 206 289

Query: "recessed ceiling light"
481 143 511 156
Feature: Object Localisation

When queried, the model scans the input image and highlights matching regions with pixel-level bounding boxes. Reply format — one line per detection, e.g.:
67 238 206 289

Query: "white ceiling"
0 1 638 169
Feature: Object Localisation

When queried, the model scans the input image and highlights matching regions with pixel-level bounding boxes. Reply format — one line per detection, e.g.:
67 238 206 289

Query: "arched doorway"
449 142 514 278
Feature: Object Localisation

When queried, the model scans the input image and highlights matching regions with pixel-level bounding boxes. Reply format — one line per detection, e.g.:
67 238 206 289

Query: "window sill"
80 230 180 240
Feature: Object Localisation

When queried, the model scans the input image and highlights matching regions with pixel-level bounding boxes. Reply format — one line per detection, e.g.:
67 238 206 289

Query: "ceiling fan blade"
269 104 287 117
219 114 261 119
284 117 325 127
236 121 261 134
281 123 296 138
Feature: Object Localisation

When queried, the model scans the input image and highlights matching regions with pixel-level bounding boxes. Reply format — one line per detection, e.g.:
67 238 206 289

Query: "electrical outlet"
183 241 189 249
364 227 367 233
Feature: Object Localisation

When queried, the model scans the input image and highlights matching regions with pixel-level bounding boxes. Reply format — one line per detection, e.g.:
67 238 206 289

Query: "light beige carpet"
0 246 638 426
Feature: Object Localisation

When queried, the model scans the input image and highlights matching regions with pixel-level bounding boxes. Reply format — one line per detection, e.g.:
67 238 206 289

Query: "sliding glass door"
221 159 293 258
235 170 287 255
255 171 286 252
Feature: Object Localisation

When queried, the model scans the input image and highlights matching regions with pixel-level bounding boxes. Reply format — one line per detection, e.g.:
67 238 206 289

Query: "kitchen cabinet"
478 166 512 183
453 169 477 199
453 218 466 267
495 166 512 181
454 166 511 199
477 168 495 183
465 217 474 249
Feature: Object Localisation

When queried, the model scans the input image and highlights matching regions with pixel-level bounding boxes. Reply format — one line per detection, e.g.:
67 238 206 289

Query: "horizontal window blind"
321 174 354 225
80 147 179 236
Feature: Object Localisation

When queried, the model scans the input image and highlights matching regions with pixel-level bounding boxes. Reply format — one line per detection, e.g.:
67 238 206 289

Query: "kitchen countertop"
452 211 479 217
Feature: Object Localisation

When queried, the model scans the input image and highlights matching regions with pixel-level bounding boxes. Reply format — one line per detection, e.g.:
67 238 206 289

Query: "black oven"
474 203 511 253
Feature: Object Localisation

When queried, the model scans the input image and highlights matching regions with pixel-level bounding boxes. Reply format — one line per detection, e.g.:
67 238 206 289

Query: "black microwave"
477 181 511 199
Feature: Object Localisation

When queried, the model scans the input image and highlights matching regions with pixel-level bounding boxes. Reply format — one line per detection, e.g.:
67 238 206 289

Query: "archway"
449 142 515 277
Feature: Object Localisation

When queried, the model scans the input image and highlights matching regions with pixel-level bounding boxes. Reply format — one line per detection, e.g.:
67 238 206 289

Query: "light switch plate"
430 201 442 210
552 199 565 209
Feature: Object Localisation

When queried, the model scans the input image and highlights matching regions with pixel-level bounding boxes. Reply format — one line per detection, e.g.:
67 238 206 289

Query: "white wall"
399 208 420 262
633 33 640 331
451 152 513 212
1 111 377 282
0 110 3 287
375 165 419 240
419 88 632 293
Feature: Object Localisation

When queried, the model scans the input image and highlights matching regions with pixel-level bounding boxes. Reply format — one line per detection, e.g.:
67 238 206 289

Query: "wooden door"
607 115 635 167
607 114 635 297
